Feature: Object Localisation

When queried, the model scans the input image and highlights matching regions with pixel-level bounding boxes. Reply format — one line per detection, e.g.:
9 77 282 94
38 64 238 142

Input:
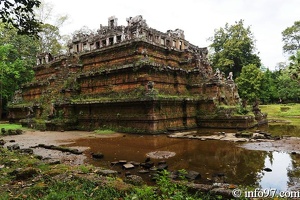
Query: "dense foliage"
0 24 38 116
236 64 264 102
0 0 41 35
209 19 261 77
282 21 300 55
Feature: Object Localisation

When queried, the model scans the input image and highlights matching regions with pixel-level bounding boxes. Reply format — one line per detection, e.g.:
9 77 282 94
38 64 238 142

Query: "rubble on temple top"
66 15 206 57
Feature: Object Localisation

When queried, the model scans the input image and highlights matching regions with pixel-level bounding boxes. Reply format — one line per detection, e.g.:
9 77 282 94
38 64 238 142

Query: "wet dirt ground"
3 130 300 189
242 137 300 153
3 130 300 165
2 130 123 165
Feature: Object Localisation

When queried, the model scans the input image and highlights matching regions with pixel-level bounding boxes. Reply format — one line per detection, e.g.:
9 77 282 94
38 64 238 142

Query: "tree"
236 64 264 103
209 20 261 77
0 0 41 35
0 23 38 118
288 50 300 83
38 23 62 54
276 69 300 102
0 44 35 117
282 21 300 55
34 0 69 54
260 69 279 104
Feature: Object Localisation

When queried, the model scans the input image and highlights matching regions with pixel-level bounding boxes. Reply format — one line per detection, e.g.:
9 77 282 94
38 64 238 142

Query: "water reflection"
259 152 292 191
67 129 300 190
253 124 300 136
70 134 267 186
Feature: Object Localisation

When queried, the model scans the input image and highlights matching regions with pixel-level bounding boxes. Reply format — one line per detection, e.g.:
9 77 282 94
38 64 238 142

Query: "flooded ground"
70 134 265 186
67 128 300 191
2 125 300 191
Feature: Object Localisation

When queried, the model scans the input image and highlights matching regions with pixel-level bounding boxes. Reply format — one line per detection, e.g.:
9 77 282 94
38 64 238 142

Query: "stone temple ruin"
8 15 267 133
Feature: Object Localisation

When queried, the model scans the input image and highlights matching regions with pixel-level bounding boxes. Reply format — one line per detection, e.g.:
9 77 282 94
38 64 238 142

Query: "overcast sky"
49 0 299 70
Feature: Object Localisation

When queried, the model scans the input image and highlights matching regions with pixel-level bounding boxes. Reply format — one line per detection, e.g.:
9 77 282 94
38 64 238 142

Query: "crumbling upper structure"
67 15 208 67
8 15 266 133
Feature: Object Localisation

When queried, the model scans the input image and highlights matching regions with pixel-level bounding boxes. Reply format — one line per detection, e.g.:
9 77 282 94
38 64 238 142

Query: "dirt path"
2 130 123 165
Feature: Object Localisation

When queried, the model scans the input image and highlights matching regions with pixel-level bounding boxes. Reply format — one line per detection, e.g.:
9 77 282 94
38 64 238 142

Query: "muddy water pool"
68 128 300 191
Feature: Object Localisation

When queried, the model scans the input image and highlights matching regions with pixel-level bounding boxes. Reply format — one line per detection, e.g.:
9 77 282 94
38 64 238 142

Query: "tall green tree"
236 64 264 103
276 69 300 102
282 21 300 55
209 20 261 77
38 23 62 54
0 23 38 118
288 50 300 83
34 0 69 54
260 69 279 104
0 0 41 35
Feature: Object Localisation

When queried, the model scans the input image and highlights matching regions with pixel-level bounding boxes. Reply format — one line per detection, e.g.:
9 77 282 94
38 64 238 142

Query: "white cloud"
49 0 299 70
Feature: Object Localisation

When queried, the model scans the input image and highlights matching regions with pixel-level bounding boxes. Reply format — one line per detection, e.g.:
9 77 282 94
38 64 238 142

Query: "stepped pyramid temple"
8 16 267 133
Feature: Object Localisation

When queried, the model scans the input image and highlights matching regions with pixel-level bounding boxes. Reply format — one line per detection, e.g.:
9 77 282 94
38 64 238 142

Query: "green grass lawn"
0 123 23 130
260 103 300 125
259 103 300 137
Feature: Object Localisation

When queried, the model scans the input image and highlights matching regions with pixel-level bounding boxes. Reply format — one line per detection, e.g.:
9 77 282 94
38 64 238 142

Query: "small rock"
169 171 179 179
19 148 34 154
96 169 118 176
211 188 233 198
118 160 127 164
124 175 144 186
7 143 20 151
157 164 168 171
213 172 225 177
129 161 140 166
149 166 158 171
0 139 6 145
14 167 39 180
158 160 166 165
110 161 119 166
47 160 61 165
123 163 135 169
143 161 154 169
186 170 201 180
91 152 104 159
263 167 272 172
263 132 272 137
34 155 43 160
69 149 83 155
9 140 15 143
125 171 131 176
15 129 23 135
138 170 150 174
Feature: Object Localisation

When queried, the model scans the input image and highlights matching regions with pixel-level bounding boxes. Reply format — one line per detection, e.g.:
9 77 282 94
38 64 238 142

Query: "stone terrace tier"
8 15 267 133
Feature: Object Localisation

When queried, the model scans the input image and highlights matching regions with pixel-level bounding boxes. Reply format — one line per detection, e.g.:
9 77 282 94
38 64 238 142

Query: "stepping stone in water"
123 163 135 169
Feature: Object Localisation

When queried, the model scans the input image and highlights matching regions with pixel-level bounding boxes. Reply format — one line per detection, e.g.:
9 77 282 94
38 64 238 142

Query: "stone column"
113 35 117 44
45 54 49 63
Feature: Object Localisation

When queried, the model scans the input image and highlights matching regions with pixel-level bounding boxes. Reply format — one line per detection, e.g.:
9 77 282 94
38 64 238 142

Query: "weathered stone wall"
52 99 199 133
8 24 266 133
